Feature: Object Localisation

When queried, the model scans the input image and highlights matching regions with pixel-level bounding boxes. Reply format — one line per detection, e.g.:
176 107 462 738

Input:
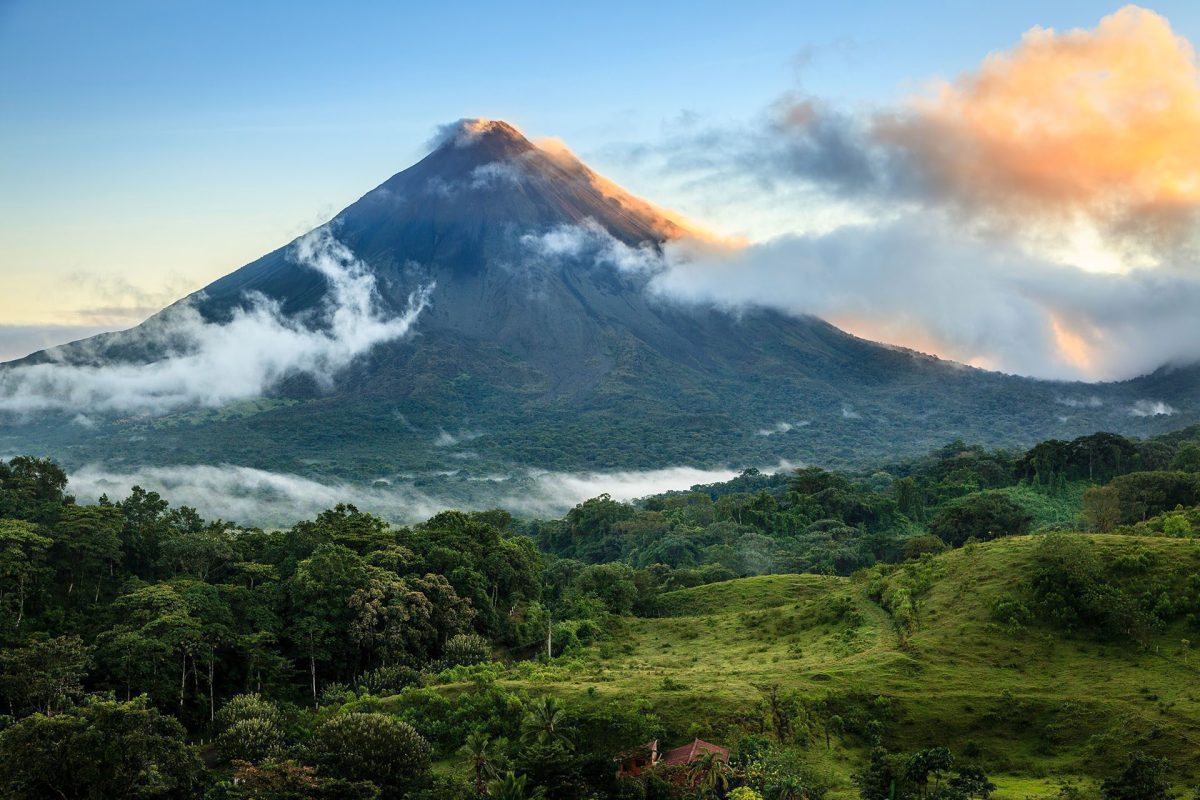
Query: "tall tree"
0 519 51 628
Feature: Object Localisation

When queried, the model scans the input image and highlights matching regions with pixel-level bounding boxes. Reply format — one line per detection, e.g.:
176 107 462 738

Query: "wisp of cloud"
64 461 755 527
0 229 433 415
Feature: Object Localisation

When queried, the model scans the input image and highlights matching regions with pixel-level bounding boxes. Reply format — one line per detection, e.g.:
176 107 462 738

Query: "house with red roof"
615 738 730 779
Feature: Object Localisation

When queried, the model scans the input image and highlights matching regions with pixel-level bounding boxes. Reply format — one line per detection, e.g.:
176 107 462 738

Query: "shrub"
991 594 1033 629
217 717 286 764
902 534 947 560
729 789 764 800
443 633 492 668
357 665 422 696
1100 751 1174 800
308 712 431 797
319 682 356 708
215 693 283 731
929 492 1032 547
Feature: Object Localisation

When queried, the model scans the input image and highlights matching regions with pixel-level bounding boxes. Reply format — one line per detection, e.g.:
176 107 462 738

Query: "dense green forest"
3 426 1200 798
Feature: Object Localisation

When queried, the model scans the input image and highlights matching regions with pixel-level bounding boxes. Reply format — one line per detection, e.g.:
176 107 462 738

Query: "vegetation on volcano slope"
2 426 1200 797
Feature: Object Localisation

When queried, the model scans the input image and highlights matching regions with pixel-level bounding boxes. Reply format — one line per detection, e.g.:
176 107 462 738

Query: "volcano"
3 119 1198 483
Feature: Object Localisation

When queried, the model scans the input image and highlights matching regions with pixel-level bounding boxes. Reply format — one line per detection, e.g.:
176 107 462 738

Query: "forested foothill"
3 425 1200 798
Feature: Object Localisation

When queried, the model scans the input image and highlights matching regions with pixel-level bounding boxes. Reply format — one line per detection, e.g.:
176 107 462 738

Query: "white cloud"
647 215 1200 381
64 461 791 527
521 220 662 273
755 421 808 437
1055 396 1103 408
0 229 433 415
433 428 484 447
470 161 525 189
1129 400 1178 417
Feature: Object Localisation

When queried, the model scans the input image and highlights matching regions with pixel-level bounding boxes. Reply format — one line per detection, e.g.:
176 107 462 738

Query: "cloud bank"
65 462 751 527
0 229 433 415
649 216 1200 380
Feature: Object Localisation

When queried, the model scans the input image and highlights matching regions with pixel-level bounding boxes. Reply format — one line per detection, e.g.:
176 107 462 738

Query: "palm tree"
459 730 506 796
520 696 570 745
692 750 732 798
487 771 546 800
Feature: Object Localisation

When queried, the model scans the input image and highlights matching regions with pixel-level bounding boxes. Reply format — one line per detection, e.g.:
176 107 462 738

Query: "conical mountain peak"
429 118 537 161
336 118 693 256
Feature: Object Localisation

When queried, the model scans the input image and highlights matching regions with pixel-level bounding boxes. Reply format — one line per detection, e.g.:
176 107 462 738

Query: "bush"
443 633 492 668
217 717 286 764
929 492 1032 547
215 693 283 732
1100 751 1174 800
902 534 948 560
308 712 431 797
319 682 358 708
729 789 764 800
0 696 203 800
991 594 1033 629
1029 535 1155 643
357 665 423 696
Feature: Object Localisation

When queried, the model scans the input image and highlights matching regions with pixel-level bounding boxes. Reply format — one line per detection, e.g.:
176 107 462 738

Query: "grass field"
442 534 1200 797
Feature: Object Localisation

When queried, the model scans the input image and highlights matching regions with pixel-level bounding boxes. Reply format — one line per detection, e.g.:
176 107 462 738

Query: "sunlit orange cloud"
1048 314 1096 374
825 315 981 366
875 5 1200 251
829 313 1105 379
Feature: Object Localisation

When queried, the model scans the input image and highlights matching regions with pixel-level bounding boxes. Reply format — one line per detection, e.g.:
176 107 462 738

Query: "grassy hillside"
445 534 1200 798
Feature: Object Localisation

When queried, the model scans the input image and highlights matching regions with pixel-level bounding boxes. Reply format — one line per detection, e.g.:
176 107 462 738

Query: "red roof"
659 738 730 767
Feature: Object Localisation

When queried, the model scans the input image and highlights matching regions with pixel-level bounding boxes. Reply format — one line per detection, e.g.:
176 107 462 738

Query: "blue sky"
2 1 1200 371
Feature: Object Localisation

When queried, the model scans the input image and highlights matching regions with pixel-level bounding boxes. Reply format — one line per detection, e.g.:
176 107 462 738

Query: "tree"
902 535 946 561
96 583 203 707
443 633 492 668
288 544 370 703
691 749 732 797
307 712 431 798
572 562 639 615
1099 752 1175 800
0 456 69 523
0 519 51 628
50 504 122 603
0 634 90 715
0 695 203 799
1171 443 1200 473
158 521 237 581
755 684 802 744
1082 485 1122 532
218 717 286 764
459 730 506 796
852 747 900 800
905 747 954 799
946 765 996 799
116 486 172 576
893 477 926 522
1107 471 1200 523
928 493 1031 547
521 696 570 745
